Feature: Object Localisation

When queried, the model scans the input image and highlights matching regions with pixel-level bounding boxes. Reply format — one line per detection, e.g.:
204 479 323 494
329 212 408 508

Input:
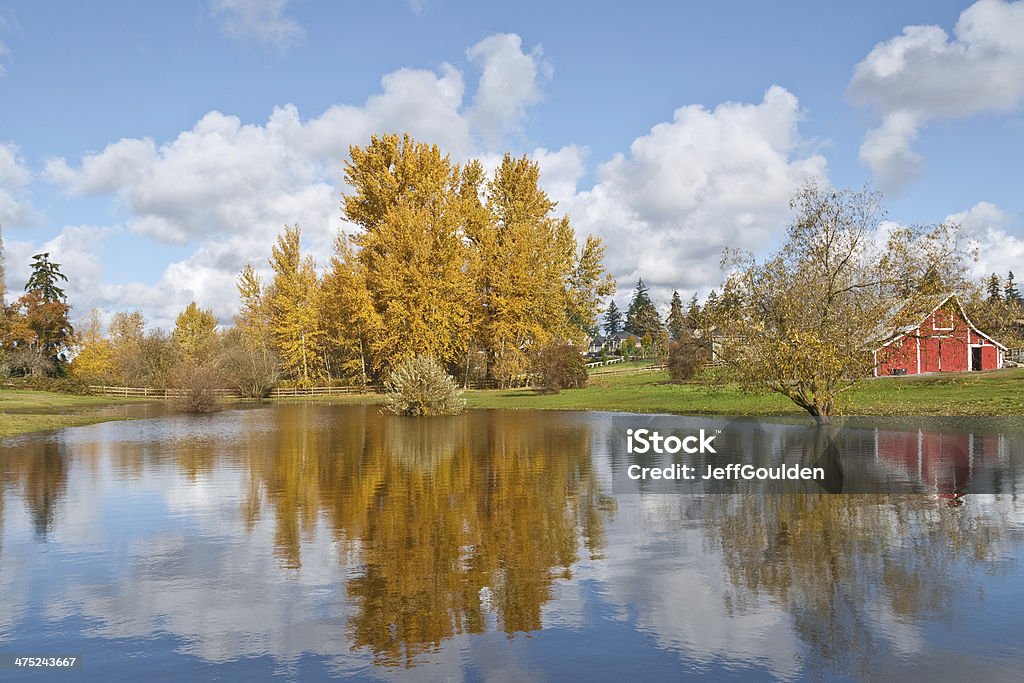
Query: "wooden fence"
585 357 624 368
266 385 381 398
89 385 239 398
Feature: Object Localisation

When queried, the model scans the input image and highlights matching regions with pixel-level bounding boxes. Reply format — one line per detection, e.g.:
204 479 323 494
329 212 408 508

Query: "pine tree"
987 273 1003 302
25 253 68 302
1005 271 1021 305
685 294 701 329
704 289 720 321
602 300 622 335
666 290 685 341
625 278 661 339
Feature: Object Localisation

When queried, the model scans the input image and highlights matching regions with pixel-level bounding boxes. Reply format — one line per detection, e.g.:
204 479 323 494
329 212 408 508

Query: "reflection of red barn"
874 293 1006 376
874 428 1005 495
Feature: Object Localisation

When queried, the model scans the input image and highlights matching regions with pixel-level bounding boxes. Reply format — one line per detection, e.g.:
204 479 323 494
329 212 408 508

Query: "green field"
3 365 1024 438
464 365 1024 415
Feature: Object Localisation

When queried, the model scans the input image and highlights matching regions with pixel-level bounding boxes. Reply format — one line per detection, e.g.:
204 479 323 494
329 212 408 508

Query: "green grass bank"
3 364 1023 438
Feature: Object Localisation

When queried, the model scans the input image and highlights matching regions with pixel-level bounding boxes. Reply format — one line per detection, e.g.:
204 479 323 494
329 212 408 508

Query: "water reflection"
0 408 1022 680
700 493 1022 679
235 408 613 666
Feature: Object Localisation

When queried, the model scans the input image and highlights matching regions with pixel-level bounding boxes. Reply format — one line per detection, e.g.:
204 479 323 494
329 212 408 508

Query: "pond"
1 405 1023 681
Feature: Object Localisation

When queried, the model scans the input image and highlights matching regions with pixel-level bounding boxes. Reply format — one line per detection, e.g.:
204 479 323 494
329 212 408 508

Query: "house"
874 293 1006 376
589 330 635 355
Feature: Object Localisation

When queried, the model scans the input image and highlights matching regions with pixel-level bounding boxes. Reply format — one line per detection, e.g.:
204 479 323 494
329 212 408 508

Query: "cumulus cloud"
0 142 34 227
946 201 1024 279
467 33 552 143
849 0 1024 191
530 144 588 206
41 34 552 325
561 86 827 306
209 0 304 51
37 39 821 328
4 225 113 308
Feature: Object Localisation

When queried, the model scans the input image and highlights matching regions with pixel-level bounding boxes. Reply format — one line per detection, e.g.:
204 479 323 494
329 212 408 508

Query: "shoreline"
3 365 1024 439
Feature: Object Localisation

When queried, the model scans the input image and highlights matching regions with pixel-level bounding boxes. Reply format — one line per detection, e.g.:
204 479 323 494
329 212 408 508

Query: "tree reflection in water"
238 406 615 667
1 439 69 540
703 492 1022 679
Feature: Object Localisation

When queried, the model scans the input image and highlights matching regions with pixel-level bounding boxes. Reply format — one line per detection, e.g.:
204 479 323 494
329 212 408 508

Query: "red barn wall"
875 302 1003 376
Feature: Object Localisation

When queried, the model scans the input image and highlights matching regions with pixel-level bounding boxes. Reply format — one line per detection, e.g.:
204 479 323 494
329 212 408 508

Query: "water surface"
1 406 1022 681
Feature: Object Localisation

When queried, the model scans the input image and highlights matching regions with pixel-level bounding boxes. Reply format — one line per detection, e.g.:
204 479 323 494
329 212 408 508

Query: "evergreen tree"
21 253 73 371
602 300 622 335
625 278 662 339
685 293 701 329
25 253 68 302
987 273 1003 302
666 290 685 341
704 289 720 321
1005 271 1021 305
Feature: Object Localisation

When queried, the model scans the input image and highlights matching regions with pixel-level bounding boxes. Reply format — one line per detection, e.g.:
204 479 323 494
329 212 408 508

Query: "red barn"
874 293 1005 376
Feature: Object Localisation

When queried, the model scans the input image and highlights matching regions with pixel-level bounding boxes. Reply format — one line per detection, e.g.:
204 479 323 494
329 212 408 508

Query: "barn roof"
878 293 1007 350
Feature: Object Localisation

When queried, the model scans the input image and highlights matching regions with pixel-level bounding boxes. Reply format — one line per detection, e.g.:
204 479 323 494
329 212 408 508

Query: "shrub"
170 362 226 413
667 335 708 382
532 343 588 394
383 356 465 416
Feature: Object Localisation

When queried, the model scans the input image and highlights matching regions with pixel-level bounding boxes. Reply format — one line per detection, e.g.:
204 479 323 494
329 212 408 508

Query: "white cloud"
467 33 551 143
41 34 552 325
531 144 588 206
45 112 335 247
561 86 827 304
5 225 113 308
946 201 1024 278
856 111 924 194
0 142 34 227
209 0 304 51
37 41 821 328
849 0 1024 191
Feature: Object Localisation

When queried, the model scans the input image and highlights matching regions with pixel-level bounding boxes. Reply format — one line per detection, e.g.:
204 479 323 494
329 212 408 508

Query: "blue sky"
1 0 1022 327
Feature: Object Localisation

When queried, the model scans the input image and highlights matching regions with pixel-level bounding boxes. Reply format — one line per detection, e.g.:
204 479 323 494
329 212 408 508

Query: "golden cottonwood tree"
243 133 614 386
172 302 219 365
320 233 380 386
268 225 324 385
342 134 474 374
471 154 614 381
68 309 116 383
221 264 281 397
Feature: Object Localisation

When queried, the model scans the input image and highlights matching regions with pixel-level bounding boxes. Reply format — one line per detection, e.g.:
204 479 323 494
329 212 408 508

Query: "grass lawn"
272 366 1024 416
0 390 149 438
4 366 1023 439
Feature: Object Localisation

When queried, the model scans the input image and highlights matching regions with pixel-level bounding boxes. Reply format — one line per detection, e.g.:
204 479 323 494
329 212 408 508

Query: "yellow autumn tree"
470 154 615 382
172 301 219 365
268 225 324 385
220 264 280 397
342 134 474 374
319 233 380 386
69 309 116 383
